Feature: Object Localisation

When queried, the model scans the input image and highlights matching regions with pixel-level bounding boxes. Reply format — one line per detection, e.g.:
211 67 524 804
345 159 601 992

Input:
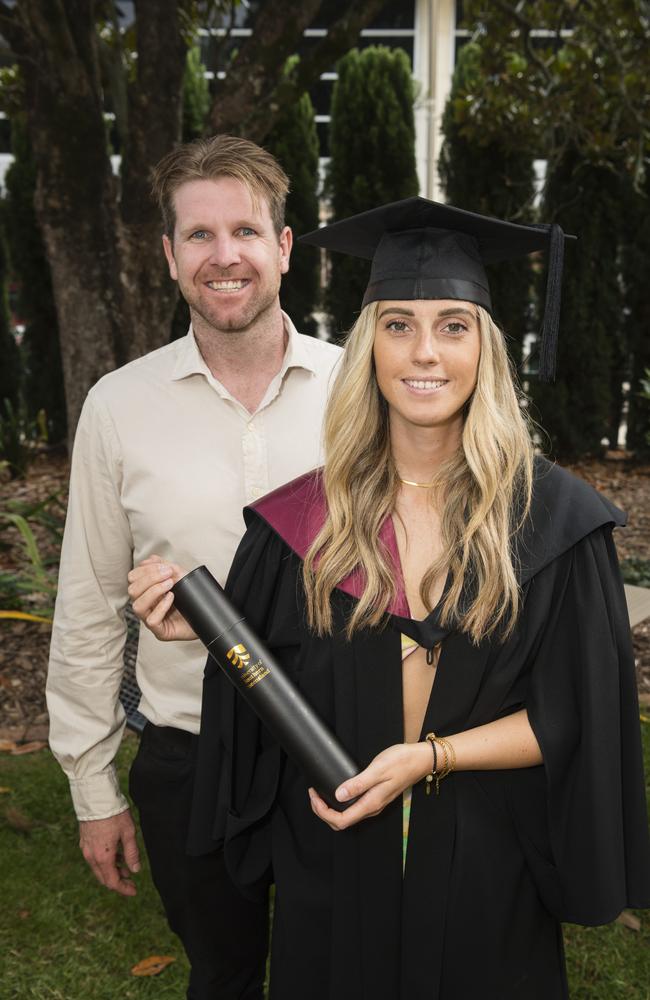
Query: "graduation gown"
189 457 650 1000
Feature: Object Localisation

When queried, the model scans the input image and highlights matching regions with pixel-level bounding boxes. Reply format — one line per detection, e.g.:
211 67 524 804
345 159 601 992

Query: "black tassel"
538 223 565 383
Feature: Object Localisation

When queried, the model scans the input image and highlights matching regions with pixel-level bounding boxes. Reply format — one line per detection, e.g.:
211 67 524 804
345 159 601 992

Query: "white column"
413 0 432 197
413 0 456 201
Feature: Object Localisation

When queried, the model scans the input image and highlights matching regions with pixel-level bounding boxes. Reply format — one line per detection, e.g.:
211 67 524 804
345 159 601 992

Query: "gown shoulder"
245 467 326 560
517 456 626 583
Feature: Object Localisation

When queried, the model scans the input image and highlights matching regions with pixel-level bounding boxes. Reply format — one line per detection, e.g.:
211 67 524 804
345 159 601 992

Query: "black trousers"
129 723 269 1000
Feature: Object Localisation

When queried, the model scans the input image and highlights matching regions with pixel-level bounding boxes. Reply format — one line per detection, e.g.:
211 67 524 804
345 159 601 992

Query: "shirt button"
247 422 254 432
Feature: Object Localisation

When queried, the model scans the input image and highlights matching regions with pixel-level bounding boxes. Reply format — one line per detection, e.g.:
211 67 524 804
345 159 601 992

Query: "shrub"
266 64 320 336
326 46 418 337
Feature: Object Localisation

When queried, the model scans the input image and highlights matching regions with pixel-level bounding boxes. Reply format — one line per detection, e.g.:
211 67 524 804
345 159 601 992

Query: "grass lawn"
0 734 189 999
1 725 649 999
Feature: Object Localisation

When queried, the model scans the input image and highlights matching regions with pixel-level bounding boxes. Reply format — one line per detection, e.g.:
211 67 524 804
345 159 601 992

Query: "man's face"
162 177 292 334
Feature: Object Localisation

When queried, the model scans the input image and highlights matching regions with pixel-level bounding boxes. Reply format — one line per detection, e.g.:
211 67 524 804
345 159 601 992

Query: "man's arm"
46 389 140 895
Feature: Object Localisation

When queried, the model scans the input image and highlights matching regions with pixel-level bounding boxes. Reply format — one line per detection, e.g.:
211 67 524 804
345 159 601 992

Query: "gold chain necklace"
399 477 434 488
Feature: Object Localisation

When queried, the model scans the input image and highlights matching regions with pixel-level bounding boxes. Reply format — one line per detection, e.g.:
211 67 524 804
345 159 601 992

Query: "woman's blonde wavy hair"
303 301 534 644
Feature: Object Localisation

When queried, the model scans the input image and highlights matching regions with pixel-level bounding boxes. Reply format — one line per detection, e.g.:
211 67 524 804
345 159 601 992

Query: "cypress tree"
532 150 624 459
326 46 419 336
4 117 66 443
266 78 320 336
439 42 536 364
183 45 211 141
621 165 650 454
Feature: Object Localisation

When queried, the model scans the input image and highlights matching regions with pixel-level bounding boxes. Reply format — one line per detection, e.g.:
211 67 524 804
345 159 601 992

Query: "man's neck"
191 304 288 413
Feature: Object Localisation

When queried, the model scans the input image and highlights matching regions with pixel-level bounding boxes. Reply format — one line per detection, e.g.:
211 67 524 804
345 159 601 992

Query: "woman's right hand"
127 555 197 642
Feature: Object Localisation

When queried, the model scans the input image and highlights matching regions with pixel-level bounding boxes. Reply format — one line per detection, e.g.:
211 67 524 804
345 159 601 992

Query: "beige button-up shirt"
47 316 342 821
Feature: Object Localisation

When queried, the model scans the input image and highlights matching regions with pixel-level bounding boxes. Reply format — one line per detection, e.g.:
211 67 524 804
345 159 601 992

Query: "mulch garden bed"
1 450 649 741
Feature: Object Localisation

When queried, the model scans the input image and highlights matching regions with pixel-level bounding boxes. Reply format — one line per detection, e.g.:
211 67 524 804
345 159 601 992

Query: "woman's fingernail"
336 786 349 802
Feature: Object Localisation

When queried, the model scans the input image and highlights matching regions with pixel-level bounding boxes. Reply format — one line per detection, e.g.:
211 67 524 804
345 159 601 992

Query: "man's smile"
205 279 251 292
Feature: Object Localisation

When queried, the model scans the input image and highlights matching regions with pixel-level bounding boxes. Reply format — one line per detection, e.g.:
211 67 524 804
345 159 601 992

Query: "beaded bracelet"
424 732 456 796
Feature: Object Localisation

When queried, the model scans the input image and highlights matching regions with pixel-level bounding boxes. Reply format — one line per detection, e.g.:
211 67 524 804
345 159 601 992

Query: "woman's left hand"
309 741 431 831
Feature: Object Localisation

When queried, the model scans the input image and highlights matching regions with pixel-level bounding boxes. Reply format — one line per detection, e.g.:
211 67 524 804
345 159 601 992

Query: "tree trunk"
119 0 188 360
4 0 188 448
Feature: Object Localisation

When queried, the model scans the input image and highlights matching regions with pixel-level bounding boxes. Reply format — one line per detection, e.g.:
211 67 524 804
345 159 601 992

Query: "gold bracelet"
436 736 456 777
434 738 451 794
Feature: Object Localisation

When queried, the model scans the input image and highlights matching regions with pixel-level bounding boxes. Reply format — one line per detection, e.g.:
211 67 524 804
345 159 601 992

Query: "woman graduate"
130 198 650 1000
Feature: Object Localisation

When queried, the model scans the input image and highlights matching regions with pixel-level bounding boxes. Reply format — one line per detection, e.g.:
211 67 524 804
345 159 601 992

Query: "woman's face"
373 298 481 436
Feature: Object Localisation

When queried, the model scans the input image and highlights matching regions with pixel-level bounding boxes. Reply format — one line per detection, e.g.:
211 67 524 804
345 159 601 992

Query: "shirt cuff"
69 765 130 821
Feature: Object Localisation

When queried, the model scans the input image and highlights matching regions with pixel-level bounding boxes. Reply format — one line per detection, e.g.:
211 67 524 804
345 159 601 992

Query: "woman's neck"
389 412 463 485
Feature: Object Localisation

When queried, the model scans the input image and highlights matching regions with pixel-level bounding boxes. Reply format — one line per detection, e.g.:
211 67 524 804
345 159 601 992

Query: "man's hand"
127 554 196 641
79 809 141 896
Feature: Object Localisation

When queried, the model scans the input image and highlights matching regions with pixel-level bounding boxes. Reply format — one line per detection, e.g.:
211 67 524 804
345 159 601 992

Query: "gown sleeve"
186 512 302 884
525 525 650 924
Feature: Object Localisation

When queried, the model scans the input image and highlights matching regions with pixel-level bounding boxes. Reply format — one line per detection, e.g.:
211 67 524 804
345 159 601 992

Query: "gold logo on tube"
226 643 250 669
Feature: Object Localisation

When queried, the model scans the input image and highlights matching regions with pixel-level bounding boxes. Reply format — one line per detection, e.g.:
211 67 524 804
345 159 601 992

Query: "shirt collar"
170 326 213 381
170 311 317 383
279 312 318 376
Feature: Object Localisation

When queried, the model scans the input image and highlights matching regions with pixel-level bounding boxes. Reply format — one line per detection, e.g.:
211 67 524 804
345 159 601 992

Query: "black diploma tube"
172 565 359 811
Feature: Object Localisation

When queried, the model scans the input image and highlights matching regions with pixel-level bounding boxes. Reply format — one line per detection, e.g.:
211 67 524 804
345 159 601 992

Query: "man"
46 134 341 999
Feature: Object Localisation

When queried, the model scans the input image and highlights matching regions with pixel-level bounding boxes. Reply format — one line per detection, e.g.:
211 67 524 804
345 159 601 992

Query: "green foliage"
0 63 24 118
458 1 650 182
266 65 320 336
0 492 64 618
183 45 211 140
4 117 67 445
450 4 650 458
439 42 536 362
0 399 32 480
620 556 650 589
326 46 419 336
531 152 625 458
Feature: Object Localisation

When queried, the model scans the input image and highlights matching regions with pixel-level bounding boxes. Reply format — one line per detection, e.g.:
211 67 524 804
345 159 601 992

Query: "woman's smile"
401 377 449 394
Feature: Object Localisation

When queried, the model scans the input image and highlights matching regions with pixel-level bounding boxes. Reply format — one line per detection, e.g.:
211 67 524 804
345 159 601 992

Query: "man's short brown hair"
151 134 290 238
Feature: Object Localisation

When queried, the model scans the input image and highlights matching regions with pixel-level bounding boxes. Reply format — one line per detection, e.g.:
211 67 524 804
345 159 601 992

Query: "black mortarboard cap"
299 197 574 381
